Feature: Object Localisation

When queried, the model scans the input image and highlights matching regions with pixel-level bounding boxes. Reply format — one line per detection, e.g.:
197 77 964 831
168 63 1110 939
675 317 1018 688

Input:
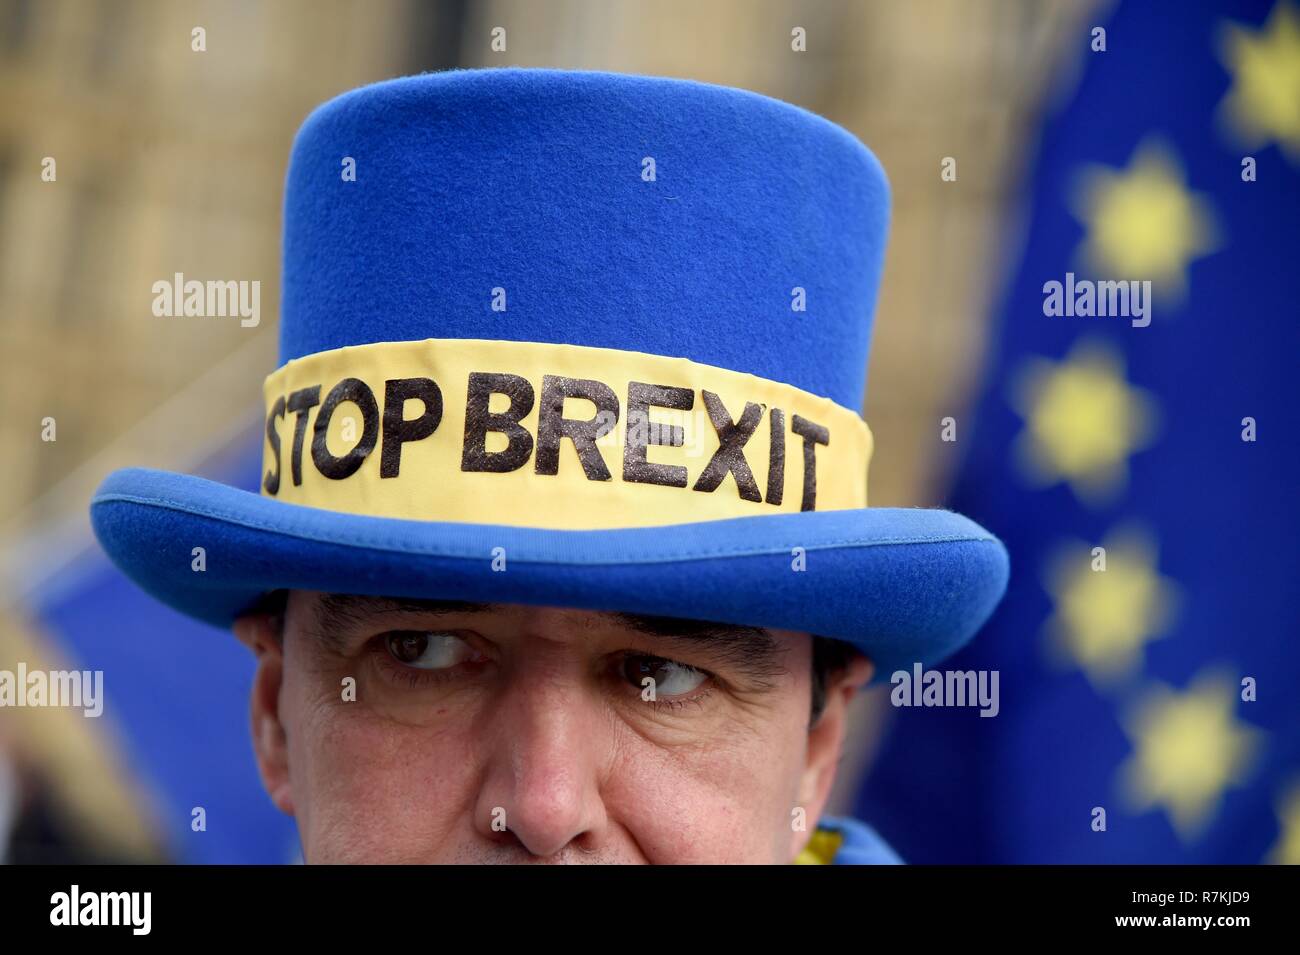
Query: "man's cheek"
305 651 487 728
291 703 474 861
609 731 779 863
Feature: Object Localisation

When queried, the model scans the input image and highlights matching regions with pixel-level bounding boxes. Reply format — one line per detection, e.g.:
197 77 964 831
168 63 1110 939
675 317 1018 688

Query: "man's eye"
384 631 480 670
621 654 708 696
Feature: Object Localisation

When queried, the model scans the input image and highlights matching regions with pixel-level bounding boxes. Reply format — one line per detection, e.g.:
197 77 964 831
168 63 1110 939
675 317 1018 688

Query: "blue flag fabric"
855 0 1300 863
29 431 299 864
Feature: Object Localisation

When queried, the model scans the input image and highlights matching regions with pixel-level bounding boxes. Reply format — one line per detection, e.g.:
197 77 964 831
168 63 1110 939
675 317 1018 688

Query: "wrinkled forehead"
294 591 768 636
285 590 802 673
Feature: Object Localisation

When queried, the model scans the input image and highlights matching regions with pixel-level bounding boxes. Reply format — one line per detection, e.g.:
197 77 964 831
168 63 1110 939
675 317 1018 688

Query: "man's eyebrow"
306 597 790 687
605 611 788 689
310 594 495 653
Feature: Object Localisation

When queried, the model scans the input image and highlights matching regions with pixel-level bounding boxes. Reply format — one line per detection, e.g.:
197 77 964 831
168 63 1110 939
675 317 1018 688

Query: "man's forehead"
304 591 782 643
283 591 801 691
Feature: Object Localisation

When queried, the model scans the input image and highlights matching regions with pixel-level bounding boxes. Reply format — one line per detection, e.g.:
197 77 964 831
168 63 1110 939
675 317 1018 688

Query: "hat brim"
90 467 1008 681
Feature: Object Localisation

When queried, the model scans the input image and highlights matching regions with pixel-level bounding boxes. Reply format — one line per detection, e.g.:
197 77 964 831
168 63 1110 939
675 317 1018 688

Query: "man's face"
235 591 872 863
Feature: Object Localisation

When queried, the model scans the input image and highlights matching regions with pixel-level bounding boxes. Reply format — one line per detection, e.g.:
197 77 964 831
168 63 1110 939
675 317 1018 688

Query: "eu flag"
855 0 1300 863
23 431 299 864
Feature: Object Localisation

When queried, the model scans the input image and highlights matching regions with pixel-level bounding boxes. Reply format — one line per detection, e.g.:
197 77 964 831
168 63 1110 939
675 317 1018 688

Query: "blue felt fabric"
280 68 889 408
91 468 1007 683
89 68 1008 676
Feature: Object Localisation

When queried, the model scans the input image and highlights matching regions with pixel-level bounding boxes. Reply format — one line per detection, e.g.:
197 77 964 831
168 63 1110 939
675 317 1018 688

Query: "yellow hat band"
260 338 872 530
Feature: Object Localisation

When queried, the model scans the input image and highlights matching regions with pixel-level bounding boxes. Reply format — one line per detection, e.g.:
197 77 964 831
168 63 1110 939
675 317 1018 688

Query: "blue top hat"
90 68 1008 678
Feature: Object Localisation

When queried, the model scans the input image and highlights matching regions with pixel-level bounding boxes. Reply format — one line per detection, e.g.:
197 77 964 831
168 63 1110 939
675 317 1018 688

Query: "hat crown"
281 68 890 411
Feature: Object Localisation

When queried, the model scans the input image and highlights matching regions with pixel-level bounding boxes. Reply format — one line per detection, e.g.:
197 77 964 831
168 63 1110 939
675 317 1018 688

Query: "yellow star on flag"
1068 138 1219 299
1118 669 1261 841
1267 779 1300 864
1042 525 1179 688
1218 1 1300 161
1010 338 1159 506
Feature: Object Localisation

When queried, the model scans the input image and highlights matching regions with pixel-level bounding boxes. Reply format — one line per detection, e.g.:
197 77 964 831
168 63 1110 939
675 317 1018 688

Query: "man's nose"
473 670 611 859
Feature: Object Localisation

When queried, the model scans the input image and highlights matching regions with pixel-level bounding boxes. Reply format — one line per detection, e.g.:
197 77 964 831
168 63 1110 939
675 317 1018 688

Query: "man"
91 68 1008 863
231 591 882 863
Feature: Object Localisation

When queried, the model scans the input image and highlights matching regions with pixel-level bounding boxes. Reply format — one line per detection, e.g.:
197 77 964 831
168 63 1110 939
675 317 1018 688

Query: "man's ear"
791 651 874 858
232 614 294 816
